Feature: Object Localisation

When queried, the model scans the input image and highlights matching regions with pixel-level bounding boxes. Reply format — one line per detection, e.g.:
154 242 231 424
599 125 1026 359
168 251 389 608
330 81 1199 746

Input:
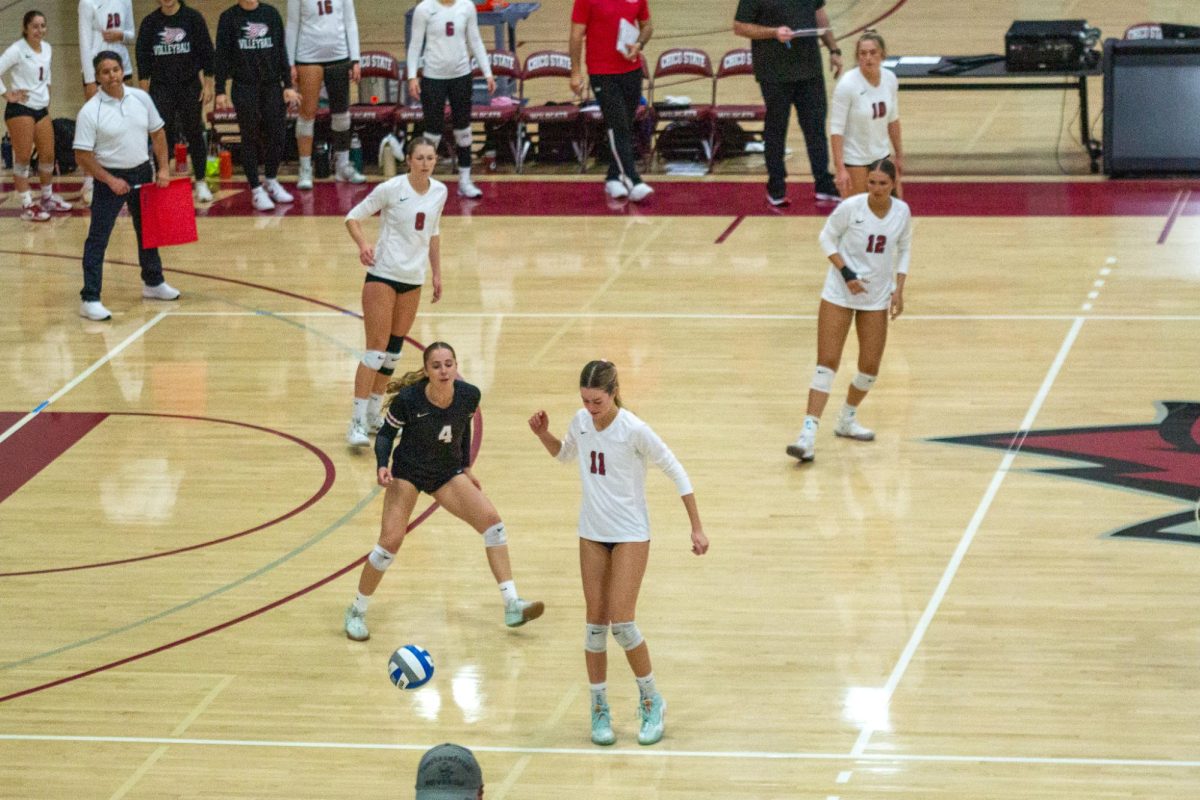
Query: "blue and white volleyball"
388 645 434 689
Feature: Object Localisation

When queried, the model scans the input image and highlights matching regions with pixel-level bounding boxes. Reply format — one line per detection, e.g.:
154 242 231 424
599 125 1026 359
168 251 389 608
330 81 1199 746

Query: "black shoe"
767 193 790 207
814 182 840 203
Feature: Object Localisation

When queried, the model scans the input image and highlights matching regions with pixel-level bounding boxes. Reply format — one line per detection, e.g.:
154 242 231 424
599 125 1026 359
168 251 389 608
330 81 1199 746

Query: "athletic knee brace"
584 623 608 653
453 126 472 148
852 372 877 392
482 522 507 547
361 350 386 371
13 162 30 179
811 365 836 394
380 335 405 376
331 112 351 133
368 544 395 571
295 117 316 138
610 621 643 651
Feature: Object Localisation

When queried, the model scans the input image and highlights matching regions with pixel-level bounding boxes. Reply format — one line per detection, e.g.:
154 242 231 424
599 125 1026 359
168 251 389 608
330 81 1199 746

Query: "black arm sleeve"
461 416 473 468
272 8 292 88
135 16 153 82
375 423 400 469
193 9 215 77
213 12 233 94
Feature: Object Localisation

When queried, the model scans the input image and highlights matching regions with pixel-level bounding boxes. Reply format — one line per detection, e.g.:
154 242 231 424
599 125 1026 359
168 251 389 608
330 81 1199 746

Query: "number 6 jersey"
556 408 693 543
818 192 912 311
345 174 448 286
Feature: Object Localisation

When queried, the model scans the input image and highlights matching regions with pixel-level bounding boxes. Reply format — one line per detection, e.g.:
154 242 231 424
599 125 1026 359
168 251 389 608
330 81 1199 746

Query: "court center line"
1 732 1197 769
0 312 168 447
162 310 1200 322
849 316 1087 758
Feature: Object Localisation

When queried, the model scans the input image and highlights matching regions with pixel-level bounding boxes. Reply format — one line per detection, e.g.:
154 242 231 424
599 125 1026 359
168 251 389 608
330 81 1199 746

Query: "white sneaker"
605 179 629 199
347 419 370 447
264 178 293 203
786 427 816 462
336 163 366 184
79 300 112 321
367 413 385 434
457 178 482 199
21 201 50 222
142 281 181 301
297 162 314 190
41 194 72 212
628 182 654 203
251 185 275 211
80 177 94 207
343 605 369 641
834 417 875 441
193 181 213 204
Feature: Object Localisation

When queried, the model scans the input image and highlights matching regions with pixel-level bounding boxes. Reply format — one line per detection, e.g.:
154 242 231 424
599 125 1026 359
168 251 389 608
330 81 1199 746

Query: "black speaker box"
1006 20 1099 71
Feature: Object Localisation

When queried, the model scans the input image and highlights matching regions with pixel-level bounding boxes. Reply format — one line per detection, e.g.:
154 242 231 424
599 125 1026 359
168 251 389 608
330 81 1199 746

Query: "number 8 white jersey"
345 174 448 286
819 193 913 312
556 408 693 543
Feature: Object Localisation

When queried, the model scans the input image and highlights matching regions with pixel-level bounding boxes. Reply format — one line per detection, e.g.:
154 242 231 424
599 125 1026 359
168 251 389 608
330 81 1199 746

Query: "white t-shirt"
345 174 448 285
406 0 491 81
0 39 52 110
73 86 163 169
556 408 693 543
819 192 912 311
79 0 135 83
285 0 360 64
829 66 900 166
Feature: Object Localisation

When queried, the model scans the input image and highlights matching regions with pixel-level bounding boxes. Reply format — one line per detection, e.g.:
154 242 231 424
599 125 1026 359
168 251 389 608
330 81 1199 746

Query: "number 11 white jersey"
556 408 693 543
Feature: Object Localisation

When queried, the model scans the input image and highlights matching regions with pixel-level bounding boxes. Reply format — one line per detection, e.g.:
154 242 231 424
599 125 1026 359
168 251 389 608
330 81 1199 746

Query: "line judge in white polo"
73 50 181 322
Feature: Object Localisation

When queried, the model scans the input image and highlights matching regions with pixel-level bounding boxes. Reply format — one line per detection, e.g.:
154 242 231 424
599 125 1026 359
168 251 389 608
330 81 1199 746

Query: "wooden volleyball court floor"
1 178 1199 799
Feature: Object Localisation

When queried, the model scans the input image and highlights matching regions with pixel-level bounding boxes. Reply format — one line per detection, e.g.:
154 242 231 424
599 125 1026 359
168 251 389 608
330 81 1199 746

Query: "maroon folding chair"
647 47 714 168
518 50 585 172
710 48 765 170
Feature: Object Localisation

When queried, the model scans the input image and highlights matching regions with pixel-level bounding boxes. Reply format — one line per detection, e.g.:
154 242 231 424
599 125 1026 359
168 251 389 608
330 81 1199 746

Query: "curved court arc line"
0 413 336 578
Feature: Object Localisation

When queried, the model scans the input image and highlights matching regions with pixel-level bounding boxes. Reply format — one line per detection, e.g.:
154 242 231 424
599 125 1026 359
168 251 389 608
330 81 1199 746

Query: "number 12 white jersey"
556 407 693 543
819 192 912 311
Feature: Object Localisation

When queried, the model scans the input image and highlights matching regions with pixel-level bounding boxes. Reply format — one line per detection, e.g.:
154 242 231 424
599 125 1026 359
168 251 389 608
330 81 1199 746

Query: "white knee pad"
423 132 442 149
381 350 402 376
331 112 351 133
852 372 877 391
453 127 472 148
584 623 608 653
295 117 316 138
482 522 507 547
368 544 395 571
360 349 386 371
13 162 30 179
811 365 836 393
610 621 643 651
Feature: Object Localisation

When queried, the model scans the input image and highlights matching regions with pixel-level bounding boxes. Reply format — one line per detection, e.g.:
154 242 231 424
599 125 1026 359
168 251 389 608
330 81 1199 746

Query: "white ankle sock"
352 592 371 613
458 167 472 182
803 415 820 430
299 156 312 170
590 683 608 707
336 151 349 169
352 397 368 424
840 404 857 421
635 673 657 701
367 393 384 421
498 580 518 607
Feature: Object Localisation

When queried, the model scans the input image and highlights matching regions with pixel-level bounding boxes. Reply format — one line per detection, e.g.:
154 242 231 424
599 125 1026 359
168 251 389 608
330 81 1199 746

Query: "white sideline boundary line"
163 310 1200 322
0 312 169 447
849 316 1087 758
0 732 1197 769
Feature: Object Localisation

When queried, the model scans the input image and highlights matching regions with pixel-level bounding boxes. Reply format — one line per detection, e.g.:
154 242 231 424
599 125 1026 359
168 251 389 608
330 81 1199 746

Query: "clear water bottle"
350 133 363 173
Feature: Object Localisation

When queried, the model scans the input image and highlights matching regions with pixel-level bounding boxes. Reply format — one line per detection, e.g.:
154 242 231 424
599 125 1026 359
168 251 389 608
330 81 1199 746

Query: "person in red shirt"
569 0 653 203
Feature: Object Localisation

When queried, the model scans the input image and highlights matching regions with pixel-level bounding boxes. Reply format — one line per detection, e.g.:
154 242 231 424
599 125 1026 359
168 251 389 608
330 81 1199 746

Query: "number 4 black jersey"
374 378 480 479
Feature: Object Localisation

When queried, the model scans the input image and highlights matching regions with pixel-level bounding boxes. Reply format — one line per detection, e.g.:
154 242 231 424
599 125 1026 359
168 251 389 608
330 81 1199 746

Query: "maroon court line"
714 215 745 244
841 0 910 39
0 413 337 578
1157 189 1190 244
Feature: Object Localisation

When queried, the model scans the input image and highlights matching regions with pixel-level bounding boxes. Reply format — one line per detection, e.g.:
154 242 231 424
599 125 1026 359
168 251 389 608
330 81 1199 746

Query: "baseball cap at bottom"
415 743 483 799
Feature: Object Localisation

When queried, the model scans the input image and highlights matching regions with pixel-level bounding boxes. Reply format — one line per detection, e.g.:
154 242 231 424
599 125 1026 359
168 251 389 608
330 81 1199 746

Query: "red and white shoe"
21 201 50 222
41 194 73 212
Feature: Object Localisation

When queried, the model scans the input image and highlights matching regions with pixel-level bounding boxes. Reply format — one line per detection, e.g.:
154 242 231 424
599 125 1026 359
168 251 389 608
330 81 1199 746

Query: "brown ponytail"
579 360 623 408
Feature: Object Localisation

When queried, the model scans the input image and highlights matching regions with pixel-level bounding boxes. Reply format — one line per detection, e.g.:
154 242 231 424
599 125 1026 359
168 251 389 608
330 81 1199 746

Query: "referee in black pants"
734 0 842 206
136 0 215 205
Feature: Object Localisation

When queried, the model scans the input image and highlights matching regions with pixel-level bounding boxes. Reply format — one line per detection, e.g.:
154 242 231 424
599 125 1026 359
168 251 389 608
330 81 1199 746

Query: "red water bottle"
218 150 233 179
174 143 188 173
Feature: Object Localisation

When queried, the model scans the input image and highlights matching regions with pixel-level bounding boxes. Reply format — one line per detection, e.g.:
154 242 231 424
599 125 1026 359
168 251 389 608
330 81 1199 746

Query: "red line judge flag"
139 179 198 249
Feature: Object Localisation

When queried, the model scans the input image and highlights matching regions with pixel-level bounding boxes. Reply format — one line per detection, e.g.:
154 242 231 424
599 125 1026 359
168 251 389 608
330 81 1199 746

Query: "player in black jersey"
343 341 544 641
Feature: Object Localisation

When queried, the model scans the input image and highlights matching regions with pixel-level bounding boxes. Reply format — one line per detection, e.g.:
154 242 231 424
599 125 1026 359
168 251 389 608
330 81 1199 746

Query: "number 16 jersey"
556 408 693 543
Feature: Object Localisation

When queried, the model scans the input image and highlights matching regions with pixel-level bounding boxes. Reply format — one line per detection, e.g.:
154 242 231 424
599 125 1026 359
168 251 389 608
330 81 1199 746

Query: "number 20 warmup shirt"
556 408 693 543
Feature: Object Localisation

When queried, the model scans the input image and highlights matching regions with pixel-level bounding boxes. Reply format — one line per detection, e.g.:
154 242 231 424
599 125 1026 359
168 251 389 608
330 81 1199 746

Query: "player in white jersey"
1 11 71 220
285 0 363 188
788 157 911 463
79 0 135 206
830 31 903 198
343 138 448 447
406 0 494 199
530 360 709 747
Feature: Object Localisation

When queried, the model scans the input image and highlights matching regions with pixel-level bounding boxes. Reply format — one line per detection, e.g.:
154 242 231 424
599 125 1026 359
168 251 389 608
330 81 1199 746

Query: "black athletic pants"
81 162 164 302
590 67 643 185
231 80 286 188
420 73 473 168
760 76 835 199
150 78 207 183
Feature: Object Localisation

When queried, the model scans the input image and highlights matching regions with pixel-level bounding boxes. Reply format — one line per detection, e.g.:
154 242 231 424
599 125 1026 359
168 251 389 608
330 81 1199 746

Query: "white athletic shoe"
628 182 654 203
786 427 816 462
193 181 213 204
834 417 875 441
21 200 50 222
41 194 72 212
142 281 181 301
367 413 385 434
605 179 629 199
79 300 112 321
343 605 369 641
457 178 483 199
264 178 294 203
336 163 366 184
296 163 314 190
347 419 370 447
504 598 545 628
251 185 276 211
